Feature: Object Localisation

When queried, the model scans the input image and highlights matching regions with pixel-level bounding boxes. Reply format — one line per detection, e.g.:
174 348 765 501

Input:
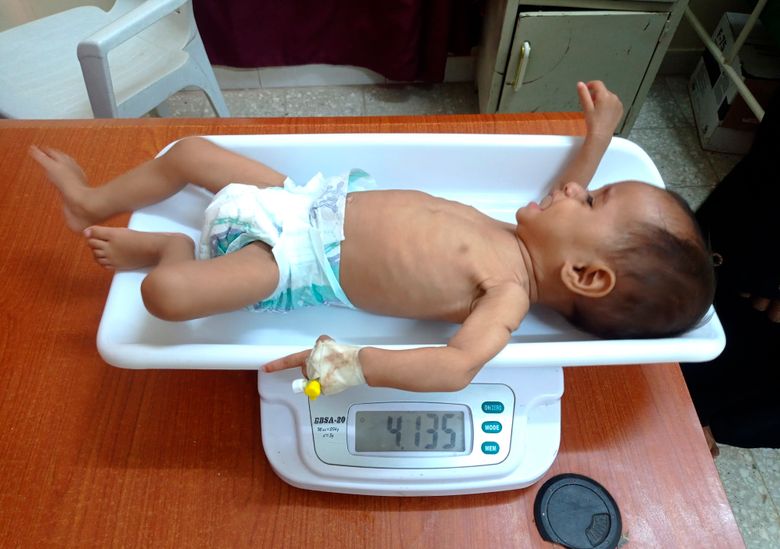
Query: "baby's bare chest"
338 191 519 320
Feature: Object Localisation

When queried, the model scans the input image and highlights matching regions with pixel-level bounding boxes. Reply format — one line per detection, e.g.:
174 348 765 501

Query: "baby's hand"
262 335 365 395
577 81 623 139
305 338 364 394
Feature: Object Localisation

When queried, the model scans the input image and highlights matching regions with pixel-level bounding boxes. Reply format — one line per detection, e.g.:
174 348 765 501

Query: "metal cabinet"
477 0 689 135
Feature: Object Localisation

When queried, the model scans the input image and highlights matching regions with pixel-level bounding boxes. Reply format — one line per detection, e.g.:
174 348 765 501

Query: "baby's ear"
560 261 616 298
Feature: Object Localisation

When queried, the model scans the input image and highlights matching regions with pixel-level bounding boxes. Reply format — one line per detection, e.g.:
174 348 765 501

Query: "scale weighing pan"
96 134 725 496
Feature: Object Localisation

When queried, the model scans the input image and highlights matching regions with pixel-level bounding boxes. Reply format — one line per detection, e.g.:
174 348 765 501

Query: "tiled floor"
167 75 780 548
167 81 481 118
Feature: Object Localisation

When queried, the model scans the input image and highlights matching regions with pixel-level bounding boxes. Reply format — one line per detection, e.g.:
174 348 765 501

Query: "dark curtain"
193 0 481 82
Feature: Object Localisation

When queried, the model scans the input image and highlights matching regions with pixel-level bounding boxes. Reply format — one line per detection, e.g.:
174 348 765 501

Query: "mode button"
482 421 502 434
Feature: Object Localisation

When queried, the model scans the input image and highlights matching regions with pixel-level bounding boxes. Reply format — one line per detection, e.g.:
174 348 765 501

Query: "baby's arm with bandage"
262 283 528 394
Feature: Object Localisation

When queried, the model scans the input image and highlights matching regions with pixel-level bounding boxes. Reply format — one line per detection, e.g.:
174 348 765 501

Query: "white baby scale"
97 134 725 496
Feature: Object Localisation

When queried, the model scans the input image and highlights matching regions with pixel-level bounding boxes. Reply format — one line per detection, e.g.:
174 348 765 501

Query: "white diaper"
198 170 372 312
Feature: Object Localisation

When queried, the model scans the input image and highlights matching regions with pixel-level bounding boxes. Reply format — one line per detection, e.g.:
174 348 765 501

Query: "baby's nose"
562 181 586 200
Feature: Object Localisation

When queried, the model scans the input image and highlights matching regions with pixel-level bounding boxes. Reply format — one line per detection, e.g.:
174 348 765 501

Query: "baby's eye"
586 194 594 207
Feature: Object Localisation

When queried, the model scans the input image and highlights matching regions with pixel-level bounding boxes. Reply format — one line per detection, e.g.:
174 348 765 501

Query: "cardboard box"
689 12 780 154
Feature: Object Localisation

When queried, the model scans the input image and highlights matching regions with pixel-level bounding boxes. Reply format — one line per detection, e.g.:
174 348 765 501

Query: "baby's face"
514 181 678 257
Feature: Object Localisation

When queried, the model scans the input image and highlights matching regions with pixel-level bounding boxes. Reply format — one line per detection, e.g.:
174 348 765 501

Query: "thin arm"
359 284 528 392
554 81 624 189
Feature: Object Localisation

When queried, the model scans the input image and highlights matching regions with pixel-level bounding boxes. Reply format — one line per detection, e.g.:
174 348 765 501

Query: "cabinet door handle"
512 41 531 91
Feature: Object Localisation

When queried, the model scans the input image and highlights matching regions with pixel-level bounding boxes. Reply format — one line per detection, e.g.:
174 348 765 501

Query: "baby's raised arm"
553 81 623 190
263 283 529 394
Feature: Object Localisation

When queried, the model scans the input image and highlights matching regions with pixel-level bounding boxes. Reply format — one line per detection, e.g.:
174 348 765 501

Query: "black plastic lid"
534 473 622 549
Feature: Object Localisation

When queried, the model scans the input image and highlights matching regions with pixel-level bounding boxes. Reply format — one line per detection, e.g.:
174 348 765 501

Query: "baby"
31 81 714 396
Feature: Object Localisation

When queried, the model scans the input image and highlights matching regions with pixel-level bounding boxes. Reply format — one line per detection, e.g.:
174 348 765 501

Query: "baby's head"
516 180 715 338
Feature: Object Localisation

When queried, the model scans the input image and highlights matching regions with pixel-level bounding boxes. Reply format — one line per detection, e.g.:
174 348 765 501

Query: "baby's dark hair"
567 191 715 339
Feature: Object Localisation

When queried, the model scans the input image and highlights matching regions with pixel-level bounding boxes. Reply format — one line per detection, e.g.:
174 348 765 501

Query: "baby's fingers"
29 144 56 167
585 80 608 94
576 81 594 112
263 349 311 373
584 81 616 103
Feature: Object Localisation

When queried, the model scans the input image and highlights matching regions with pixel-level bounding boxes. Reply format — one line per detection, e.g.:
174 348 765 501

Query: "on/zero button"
481 401 504 413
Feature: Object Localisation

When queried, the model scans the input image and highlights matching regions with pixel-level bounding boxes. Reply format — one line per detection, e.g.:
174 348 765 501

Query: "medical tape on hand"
306 340 365 395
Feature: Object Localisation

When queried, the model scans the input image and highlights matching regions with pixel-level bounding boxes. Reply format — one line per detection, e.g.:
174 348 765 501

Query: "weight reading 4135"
355 410 466 452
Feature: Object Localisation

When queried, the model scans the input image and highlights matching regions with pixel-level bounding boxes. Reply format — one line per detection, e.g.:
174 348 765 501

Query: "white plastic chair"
0 0 229 118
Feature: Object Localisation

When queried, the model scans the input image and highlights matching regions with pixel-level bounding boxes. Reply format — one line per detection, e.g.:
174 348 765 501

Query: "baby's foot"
29 145 101 232
84 226 189 270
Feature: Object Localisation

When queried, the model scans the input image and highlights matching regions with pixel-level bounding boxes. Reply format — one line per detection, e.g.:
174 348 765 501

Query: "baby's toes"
95 256 112 267
89 246 114 268
91 247 107 259
88 241 109 263
84 225 113 241
86 237 108 252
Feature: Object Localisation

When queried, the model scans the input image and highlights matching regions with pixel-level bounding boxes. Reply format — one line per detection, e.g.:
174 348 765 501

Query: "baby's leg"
31 137 288 233
85 225 279 320
141 240 279 321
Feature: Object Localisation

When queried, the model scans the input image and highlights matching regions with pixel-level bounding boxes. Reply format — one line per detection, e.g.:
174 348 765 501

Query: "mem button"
481 401 504 414
481 442 500 455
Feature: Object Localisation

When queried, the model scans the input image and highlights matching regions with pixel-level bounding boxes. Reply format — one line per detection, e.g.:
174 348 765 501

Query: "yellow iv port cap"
291 378 321 400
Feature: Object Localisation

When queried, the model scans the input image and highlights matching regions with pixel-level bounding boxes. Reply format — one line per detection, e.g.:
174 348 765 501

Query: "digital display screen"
355 410 466 452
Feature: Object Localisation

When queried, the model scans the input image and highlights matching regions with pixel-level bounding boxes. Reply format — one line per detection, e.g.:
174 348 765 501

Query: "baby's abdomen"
338 192 486 322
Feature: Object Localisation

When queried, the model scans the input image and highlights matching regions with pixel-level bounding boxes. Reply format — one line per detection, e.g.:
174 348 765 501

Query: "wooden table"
0 115 744 548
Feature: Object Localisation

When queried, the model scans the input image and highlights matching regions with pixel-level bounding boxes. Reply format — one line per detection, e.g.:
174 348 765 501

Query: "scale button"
481 442 500 455
482 421 502 434
481 401 504 414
